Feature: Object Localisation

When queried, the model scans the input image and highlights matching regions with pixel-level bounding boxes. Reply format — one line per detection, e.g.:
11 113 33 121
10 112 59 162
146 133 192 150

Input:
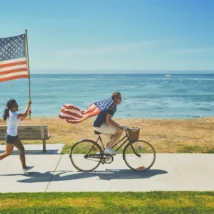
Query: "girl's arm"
17 100 32 120
20 109 31 121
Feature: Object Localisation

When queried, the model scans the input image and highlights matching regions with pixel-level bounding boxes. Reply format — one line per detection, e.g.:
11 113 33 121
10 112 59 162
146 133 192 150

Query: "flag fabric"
59 98 116 124
0 34 28 82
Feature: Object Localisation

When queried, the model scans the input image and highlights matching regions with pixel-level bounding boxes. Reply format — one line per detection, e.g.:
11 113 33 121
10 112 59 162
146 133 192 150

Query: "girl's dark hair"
111 92 121 100
3 99 17 121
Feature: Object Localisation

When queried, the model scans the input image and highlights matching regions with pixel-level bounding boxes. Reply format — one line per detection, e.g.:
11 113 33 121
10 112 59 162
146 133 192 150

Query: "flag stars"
0 34 26 61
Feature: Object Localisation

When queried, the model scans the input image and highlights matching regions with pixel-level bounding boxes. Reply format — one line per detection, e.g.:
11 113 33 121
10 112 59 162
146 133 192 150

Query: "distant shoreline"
30 72 214 75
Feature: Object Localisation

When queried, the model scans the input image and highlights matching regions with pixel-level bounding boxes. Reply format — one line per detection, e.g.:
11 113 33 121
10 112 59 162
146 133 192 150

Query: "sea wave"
123 86 138 88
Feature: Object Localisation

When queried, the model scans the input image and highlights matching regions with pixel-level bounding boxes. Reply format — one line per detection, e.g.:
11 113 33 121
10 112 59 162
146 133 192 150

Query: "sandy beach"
0 117 213 153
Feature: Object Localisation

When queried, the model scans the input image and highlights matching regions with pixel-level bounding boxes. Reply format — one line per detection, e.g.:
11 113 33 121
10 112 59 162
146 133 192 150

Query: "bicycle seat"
94 130 102 135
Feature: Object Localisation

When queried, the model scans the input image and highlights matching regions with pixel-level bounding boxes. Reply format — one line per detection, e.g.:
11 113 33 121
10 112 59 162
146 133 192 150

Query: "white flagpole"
25 29 31 119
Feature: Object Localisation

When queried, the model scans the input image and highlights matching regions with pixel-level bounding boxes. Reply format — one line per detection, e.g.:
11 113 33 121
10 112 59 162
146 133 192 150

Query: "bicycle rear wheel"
69 140 102 172
123 140 156 171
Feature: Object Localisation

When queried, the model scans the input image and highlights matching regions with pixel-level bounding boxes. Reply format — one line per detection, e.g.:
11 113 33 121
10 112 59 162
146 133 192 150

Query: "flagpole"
25 29 31 119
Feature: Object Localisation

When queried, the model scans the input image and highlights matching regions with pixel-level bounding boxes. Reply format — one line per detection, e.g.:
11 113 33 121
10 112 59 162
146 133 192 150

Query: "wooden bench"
0 125 50 152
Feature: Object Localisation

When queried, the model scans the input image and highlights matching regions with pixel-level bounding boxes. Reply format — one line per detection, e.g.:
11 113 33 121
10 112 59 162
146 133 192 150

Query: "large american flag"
59 98 116 124
0 34 28 82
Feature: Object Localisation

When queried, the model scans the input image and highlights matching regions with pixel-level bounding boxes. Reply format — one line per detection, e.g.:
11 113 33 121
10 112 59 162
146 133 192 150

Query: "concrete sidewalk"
0 144 214 192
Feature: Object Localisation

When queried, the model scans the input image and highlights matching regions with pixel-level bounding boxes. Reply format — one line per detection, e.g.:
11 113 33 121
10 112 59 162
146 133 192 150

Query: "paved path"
0 144 214 192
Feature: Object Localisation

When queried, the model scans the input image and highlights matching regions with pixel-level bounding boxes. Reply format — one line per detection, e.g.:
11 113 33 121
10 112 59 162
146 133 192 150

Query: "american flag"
59 98 116 124
0 34 28 82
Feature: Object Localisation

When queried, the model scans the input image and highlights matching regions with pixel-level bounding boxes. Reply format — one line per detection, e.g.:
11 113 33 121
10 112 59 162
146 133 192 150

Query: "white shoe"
23 166 34 173
104 148 116 155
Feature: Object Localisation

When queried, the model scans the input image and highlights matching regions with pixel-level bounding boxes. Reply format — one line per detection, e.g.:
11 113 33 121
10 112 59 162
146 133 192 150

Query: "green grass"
177 145 214 154
63 144 214 154
206 148 214 153
61 144 71 154
0 192 214 214
177 145 202 153
61 142 126 154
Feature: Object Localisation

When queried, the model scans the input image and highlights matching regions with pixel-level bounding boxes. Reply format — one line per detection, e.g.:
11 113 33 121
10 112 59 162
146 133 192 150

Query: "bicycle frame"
95 131 130 152
71 132 155 171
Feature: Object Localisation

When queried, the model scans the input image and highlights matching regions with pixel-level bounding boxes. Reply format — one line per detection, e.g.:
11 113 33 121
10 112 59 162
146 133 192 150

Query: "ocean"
0 73 214 118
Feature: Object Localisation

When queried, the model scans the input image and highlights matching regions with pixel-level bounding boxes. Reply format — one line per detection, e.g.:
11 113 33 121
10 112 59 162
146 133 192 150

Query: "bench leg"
43 140 46 153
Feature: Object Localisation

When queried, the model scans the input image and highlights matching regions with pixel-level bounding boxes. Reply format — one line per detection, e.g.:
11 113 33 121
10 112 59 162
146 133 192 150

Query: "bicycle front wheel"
69 140 102 172
123 140 156 171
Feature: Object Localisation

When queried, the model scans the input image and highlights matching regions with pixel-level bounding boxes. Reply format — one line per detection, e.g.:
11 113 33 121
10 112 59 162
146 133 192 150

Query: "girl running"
0 99 33 172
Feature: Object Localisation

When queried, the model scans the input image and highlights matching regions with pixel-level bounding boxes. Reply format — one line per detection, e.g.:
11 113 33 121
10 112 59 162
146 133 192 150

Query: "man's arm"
106 114 122 130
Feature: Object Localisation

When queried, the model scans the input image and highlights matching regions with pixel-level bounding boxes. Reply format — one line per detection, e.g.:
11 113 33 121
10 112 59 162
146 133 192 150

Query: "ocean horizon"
0 73 214 119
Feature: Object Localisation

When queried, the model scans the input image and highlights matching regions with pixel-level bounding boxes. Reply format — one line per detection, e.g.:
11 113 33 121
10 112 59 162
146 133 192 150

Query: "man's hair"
111 92 121 100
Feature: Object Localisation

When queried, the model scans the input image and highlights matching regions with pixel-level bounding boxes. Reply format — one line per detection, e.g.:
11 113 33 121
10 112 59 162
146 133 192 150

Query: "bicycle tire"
123 140 156 171
69 139 102 172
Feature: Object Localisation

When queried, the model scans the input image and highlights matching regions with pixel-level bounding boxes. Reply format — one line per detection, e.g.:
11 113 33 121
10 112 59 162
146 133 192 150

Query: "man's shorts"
5 134 18 144
94 123 116 135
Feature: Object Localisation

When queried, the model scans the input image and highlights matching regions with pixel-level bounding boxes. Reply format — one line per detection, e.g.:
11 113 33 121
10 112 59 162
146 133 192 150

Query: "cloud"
56 41 155 57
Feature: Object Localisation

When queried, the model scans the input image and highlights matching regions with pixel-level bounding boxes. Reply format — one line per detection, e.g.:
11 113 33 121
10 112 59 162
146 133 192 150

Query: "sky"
0 0 214 73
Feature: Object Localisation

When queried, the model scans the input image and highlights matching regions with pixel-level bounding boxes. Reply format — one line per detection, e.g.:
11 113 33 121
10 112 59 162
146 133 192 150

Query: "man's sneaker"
23 166 34 173
104 148 116 155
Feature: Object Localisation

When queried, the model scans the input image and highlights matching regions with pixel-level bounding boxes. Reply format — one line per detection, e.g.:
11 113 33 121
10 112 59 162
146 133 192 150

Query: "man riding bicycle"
93 92 123 155
65 92 156 172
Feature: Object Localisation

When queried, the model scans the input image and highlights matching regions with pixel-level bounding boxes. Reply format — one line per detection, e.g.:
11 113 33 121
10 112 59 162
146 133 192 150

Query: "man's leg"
0 144 14 160
94 124 123 154
106 128 123 149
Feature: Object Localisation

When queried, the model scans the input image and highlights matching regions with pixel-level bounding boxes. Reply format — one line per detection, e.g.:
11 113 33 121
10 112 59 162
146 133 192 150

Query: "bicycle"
69 126 156 172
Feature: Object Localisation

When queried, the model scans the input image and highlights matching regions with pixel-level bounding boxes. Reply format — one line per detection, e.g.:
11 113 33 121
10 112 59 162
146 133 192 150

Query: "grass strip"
0 192 213 214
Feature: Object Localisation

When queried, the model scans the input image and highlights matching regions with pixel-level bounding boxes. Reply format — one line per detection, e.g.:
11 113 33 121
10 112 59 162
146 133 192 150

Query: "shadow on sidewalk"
0 169 168 183
12 150 60 155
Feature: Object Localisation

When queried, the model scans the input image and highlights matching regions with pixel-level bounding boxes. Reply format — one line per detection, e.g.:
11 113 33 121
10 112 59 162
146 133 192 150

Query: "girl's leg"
14 139 26 169
0 144 14 160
